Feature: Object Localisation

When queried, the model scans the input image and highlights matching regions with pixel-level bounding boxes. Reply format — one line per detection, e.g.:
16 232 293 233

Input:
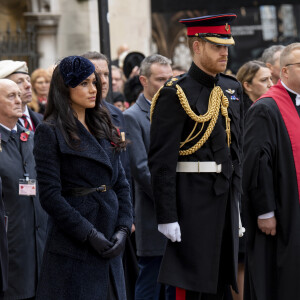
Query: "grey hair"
261 45 285 65
139 54 172 78
81 51 109 64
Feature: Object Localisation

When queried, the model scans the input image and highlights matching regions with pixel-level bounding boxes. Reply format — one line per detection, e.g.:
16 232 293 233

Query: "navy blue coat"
33 120 133 300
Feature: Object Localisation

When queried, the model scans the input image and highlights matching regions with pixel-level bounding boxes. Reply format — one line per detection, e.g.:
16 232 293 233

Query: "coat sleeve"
113 157 133 232
33 123 94 242
243 102 277 216
148 86 187 224
124 111 153 198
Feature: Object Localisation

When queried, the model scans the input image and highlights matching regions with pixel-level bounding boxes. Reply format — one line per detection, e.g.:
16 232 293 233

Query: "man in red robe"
243 42 300 300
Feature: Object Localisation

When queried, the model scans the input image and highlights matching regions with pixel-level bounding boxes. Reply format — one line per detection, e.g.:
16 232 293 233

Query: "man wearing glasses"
243 43 300 299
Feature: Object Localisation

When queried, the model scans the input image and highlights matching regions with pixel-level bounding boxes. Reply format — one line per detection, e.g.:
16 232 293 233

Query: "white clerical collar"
0 123 17 132
281 80 300 106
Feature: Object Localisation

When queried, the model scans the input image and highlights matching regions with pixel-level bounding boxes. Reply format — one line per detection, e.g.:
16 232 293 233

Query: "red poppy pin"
20 131 30 142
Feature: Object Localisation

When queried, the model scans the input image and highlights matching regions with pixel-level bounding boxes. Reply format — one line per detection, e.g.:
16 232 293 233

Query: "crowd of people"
0 11 300 300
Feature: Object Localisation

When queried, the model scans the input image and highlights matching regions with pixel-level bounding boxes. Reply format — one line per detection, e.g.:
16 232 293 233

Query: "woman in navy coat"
33 56 133 300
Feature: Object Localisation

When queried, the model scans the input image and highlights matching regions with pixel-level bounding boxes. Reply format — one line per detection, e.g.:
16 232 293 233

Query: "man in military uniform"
148 14 243 300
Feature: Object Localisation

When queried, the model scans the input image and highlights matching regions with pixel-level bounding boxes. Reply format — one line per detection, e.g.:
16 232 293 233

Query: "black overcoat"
0 124 47 299
243 96 300 300
0 178 8 293
33 121 133 300
148 63 243 293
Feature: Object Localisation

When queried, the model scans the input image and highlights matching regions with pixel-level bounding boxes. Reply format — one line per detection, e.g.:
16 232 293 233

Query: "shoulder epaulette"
165 73 186 87
219 72 239 83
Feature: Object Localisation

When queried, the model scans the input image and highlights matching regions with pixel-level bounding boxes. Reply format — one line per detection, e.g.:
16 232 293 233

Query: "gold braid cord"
177 84 231 155
150 85 163 123
150 83 231 157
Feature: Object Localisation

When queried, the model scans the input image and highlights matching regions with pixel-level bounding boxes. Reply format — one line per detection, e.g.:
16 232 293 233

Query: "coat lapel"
136 94 151 120
103 100 121 127
55 121 113 171
17 124 34 165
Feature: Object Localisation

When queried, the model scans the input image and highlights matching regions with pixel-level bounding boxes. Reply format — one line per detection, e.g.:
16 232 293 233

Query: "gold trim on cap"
204 36 235 46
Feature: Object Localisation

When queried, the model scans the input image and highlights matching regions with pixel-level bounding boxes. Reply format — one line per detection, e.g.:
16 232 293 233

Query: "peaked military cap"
179 13 237 46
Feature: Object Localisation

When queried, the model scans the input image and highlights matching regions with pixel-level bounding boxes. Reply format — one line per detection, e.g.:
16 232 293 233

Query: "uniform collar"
188 62 219 88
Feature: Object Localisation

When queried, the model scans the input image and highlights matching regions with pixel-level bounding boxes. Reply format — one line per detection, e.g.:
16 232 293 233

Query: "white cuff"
258 211 275 219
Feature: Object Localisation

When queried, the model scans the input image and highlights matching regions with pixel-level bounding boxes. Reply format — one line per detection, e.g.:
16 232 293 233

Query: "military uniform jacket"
0 124 47 300
148 62 243 293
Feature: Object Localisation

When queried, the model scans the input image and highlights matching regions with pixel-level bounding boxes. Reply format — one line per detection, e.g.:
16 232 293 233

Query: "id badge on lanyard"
19 173 36 196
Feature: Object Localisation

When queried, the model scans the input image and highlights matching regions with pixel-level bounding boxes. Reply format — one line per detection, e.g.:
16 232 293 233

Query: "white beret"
0 60 28 79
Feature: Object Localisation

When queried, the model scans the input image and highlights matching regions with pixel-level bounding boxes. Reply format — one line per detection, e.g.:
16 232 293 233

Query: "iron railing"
0 24 39 73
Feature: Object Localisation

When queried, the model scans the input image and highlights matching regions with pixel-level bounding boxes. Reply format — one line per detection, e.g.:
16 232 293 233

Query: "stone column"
108 0 151 60
24 12 60 69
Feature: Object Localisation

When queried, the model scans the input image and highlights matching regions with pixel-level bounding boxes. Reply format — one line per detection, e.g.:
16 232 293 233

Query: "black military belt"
62 185 111 197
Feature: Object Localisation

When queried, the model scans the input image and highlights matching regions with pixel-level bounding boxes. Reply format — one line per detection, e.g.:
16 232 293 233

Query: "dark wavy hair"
44 64 126 151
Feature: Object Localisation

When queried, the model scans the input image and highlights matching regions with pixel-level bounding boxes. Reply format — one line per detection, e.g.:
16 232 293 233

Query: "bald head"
0 79 22 129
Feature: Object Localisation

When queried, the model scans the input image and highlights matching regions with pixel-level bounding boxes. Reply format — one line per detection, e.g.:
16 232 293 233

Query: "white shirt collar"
0 123 18 132
281 80 300 106
23 105 30 118
19 105 34 129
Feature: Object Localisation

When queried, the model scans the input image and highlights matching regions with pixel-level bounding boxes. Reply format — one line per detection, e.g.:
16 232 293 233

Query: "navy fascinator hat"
59 55 95 88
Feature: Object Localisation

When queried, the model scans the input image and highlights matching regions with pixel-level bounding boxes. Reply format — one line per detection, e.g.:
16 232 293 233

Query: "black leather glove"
101 227 129 259
87 228 113 255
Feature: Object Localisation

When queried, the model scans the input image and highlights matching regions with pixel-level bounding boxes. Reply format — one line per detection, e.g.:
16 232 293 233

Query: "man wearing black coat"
149 14 243 299
0 178 8 295
243 43 300 300
0 79 47 299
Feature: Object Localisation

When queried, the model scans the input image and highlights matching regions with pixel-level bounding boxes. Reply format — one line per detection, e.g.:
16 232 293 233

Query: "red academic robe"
243 81 300 300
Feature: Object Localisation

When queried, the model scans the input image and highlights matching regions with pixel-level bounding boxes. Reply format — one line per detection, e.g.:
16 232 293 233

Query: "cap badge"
225 23 229 32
